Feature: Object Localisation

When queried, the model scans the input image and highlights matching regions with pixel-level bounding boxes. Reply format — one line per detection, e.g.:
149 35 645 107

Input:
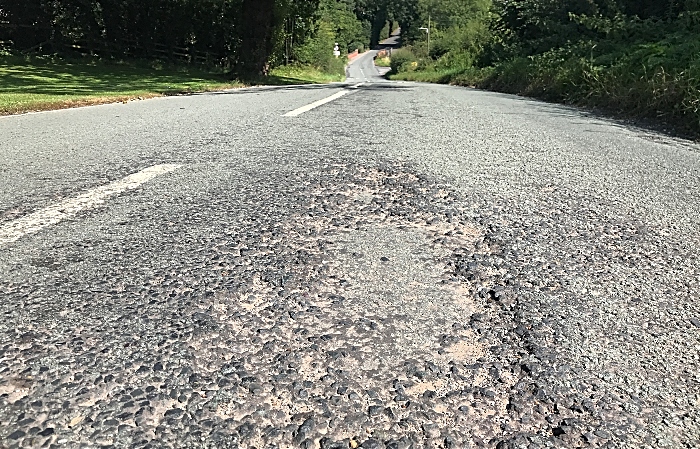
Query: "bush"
374 56 391 67
389 48 418 74
476 28 700 134
349 42 365 53
295 21 336 69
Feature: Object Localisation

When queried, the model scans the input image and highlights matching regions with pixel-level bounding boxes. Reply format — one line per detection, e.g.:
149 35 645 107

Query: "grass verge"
269 60 346 84
390 66 487 85
389 30 700 138
0 55 346 115
0 56 244 115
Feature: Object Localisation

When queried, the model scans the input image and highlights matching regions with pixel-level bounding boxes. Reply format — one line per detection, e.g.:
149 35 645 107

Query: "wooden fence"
59 39 220 66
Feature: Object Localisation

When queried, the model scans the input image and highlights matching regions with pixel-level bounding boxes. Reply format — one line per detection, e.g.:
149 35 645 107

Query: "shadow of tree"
0 56 234 97
0 56 347 99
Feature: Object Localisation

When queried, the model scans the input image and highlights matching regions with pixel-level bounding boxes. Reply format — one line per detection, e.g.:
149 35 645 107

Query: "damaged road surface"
1 64 700 449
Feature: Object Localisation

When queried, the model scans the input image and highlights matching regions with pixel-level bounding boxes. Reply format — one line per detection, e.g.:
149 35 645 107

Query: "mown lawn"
0 56 245 114
0 56 346 115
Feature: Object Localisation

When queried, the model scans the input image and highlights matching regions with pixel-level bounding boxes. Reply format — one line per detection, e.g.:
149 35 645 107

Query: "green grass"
374 56 391 67
0 55 346 115
269 60 346 84
0 56 245 114
389 31 700 137
390 66 483 84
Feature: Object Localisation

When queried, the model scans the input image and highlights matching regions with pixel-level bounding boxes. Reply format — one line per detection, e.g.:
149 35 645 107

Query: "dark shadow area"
528 100 700 143
198 80 414 97
354 83 413 92
239 74 318 87
200 83 343 96
0 56 234 97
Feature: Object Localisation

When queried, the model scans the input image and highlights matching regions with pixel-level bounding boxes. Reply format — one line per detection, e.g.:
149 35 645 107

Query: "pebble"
361 438 383 449
367 404 383 415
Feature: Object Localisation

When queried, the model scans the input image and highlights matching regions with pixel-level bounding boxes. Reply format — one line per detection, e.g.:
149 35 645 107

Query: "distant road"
346 31 399 83
1 42 699 449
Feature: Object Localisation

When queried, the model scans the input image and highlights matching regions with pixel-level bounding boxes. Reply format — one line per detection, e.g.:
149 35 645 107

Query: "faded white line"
0 164 181 246
283 90 351 117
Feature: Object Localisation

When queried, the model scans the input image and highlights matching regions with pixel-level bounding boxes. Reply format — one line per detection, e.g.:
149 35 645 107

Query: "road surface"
1 51 699 449
346 32 399 83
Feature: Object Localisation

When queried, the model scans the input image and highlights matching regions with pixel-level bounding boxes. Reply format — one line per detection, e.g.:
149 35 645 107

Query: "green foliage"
295 20 338 68
389 47 418 73
391 63 491 84
386 0 700 135
0 0 323 74
321 0 370 53
291 0 366 75
374 55 392 66
388 0 421 42
379 21 392 40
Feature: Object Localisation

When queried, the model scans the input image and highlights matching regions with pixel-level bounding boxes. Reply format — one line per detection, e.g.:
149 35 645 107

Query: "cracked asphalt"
1 55 700 449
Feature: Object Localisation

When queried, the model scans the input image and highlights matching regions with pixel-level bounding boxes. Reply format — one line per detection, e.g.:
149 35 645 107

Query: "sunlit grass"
269 62 346 84
0 56 244 114
0 56 349 115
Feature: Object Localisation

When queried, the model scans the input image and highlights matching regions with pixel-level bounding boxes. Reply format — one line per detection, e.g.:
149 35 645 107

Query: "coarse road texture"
1 52 699 449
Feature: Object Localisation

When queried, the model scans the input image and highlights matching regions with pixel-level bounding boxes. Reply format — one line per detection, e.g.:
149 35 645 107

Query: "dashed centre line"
0 164 181 246
283 90 352 117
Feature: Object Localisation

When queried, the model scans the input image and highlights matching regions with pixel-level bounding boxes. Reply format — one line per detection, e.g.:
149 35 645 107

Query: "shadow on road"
355 83 413 91
196 81 415 97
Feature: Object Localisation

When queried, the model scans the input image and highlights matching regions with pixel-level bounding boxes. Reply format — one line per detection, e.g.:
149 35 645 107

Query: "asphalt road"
346 33 398 83
1 52 699 449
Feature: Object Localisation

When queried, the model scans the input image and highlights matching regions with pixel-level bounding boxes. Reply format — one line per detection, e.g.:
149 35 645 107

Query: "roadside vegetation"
269 60 347 84
374 51 392 67
6 0 695 133
0 55 351 115
387 0 700 136
0 0 366 114
0 56 240 115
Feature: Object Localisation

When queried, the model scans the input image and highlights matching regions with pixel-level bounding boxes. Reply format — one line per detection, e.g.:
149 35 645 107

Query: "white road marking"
283 90 351 117
0 164 181 246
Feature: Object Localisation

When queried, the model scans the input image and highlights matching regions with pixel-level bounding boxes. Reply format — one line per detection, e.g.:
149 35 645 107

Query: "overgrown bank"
389 1 700 137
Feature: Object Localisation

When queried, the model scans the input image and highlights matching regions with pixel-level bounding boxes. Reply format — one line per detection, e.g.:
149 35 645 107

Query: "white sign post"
333 43 340 58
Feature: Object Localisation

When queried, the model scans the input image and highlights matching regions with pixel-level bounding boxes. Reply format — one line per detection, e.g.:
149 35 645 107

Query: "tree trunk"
370 8 387 48
238 0 277 75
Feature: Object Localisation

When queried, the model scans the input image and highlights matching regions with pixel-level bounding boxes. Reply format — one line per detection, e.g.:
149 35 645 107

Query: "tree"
236 0 278 74
388 0 420 43
1 0 52 49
